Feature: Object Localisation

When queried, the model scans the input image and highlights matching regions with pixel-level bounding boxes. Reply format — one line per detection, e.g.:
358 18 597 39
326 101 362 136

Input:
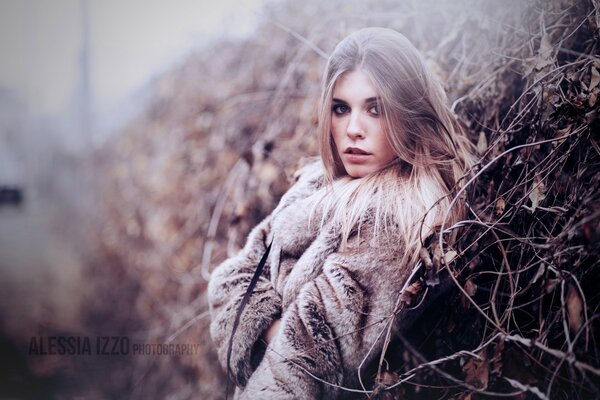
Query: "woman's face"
330 70 397 178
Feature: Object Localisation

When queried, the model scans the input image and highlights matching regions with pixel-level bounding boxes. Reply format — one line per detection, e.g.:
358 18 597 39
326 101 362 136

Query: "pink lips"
344 147 371 163
344 147 370 155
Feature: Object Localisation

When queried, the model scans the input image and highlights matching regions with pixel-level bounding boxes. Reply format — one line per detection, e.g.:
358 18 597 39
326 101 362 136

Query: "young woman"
208 27 476 399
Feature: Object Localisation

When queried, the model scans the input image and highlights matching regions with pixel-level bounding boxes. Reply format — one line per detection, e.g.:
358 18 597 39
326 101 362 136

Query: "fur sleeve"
207 158 325 388
236 227 413 399
207 214 282 387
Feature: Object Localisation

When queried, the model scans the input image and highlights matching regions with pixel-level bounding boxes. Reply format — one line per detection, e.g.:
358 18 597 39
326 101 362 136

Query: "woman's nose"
346 111 365 139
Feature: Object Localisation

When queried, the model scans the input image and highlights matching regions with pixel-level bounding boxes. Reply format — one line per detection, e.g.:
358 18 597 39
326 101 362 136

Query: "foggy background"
0 0 271 324
0 1 274 396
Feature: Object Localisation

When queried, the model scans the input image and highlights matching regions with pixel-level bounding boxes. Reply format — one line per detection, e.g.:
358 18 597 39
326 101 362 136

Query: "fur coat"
208 159 440 399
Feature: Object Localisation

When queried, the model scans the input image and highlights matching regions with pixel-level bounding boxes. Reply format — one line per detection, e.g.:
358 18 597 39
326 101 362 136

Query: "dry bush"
72 0 600 398
374 1 600 398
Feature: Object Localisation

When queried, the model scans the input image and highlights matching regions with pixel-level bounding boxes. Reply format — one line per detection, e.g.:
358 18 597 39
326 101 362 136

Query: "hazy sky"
0 0 270 120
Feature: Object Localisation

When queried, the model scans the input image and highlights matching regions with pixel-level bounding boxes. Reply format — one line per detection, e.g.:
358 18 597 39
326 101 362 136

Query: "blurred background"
1 0 598 398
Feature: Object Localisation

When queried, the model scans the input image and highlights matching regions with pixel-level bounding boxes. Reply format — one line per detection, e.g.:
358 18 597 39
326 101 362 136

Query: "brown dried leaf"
573 93 588 109
400 281 423 305
581 79 589 92
590 67 600 90
377 370 400 386
586 110 597 124
553 125 572 148
432 241 443 270
465 279 478 296
502 346 538 388
477 131 488 155
444 249 458 265
495 198 506 217
589 90 598 107
419 246 433 270
463 351 489 390
529 180 546 212
545 278 560 293
536 34 553 70
490 337 505 376
567 283 584 334
543 84 559 105
468 256 481 271
522 57 536 76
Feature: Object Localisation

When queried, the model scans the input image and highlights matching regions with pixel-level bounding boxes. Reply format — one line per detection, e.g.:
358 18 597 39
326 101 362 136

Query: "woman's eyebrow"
332 97 379 103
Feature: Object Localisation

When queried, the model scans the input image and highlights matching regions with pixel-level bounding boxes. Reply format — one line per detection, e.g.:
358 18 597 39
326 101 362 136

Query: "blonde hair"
313 27 476 267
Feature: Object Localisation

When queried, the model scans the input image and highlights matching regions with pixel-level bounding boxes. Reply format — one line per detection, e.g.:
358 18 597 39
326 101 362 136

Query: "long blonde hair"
313 27 476 267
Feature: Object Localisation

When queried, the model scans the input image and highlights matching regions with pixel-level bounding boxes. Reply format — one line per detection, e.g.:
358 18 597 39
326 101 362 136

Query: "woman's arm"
237 227 413 399
207 214 282 387
261 319 281 343
208 158 324 387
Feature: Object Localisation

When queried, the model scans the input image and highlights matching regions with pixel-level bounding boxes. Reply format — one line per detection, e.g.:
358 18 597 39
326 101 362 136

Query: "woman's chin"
344 165 372 178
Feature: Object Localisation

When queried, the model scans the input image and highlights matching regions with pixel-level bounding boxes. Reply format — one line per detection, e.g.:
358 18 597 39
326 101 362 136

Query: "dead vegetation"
71 0 600 398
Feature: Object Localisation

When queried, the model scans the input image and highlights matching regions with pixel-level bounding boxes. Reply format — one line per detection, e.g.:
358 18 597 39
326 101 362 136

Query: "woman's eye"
332 104 349 115
368 104 380 115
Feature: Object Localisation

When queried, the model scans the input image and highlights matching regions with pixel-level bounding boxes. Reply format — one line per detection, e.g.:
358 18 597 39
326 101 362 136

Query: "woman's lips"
344 147 371 163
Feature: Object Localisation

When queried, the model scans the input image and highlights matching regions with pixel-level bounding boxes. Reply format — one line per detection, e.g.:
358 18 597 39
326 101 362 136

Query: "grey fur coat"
208 159 429 399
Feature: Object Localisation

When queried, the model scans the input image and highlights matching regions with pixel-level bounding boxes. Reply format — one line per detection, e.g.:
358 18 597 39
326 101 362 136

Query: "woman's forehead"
333 70 379 100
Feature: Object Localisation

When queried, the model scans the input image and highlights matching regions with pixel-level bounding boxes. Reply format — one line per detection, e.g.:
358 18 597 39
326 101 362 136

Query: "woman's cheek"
330 121 342 146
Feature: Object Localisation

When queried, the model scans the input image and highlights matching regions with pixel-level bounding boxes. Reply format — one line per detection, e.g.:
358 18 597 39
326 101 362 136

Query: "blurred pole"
78 0 92 145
